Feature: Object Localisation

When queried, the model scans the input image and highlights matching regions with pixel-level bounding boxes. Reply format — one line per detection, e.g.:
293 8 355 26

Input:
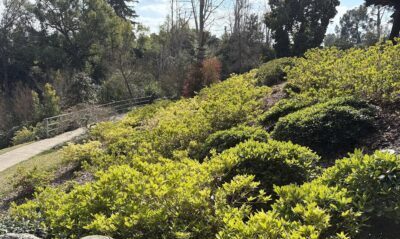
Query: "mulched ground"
364 104 400 154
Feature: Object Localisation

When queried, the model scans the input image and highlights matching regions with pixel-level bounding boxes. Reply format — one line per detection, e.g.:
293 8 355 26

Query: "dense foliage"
286 43 400 105
255 58 294 86
259 96 318 129
92 71 269 160
197 125 269 159
265 0 340 57
207 140 320 194
4 41 400 239
272 97 376 157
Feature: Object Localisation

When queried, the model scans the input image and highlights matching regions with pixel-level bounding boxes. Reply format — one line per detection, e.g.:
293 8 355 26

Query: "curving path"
0 128 86 172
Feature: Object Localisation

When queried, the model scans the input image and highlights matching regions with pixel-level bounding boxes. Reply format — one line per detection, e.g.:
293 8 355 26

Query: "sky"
0 0 365 34
137 0 365 34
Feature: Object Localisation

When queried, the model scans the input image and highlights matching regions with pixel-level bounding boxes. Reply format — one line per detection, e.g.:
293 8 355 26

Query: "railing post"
45 118 49 138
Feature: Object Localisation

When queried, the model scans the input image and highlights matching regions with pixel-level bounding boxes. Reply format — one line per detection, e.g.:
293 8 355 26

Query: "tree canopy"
366 0 400 40
265 0 340 57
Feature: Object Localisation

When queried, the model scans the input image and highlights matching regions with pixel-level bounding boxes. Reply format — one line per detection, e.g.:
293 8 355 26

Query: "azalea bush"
207 140 321 194
272 97 376 157
11 158 269 239
195 125 269 160
319 150 400 223
260 96 318 129
256 58 295 86
286 42 400 105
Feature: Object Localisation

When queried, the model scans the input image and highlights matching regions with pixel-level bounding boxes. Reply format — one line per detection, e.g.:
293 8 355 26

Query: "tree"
325 4 393 49
265 0 340 57
106 0 137 21
0 0 33 95
338 5 371 46
189 0 224 63
219 13 265 75
366 0 400 41
33 0 130 72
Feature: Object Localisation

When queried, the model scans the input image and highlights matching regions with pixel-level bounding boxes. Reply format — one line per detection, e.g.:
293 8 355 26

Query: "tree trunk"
197 0 205 63
377 6 382 40
389 8 400 42
1 54 9 95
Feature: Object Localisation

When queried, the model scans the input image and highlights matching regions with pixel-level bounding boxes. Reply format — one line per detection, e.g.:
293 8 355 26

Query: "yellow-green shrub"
196 125 269 160
318 150 400 224
90 72 269 159
286 42 400 104
260 96 318 128
11 158 268 238
208 140 320 195
217 182 359 239
12 167 54 196
272 182 362 238
119 100 172 128
150 72 268 157
256 58 295 86
12 127 37 145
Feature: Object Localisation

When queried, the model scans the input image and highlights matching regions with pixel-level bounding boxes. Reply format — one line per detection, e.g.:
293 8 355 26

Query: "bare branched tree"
189 0 224 62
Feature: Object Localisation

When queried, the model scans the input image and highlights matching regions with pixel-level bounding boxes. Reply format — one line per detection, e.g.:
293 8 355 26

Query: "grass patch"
0 143 32 156
0 149 63 199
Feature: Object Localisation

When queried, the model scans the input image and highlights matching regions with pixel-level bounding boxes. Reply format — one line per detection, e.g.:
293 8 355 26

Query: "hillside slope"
2 42 400 239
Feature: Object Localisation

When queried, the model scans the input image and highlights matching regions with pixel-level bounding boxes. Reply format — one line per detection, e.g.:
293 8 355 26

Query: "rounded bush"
208 140 321 194
12 127 37 145
319 151 400 228
260 96 317 129
196 125 269 159
272 97 376 157
318 151 400 239
255 58 294 86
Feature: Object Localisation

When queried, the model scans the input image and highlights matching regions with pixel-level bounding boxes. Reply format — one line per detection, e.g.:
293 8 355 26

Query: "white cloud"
327 5 351 33
136 0 169 33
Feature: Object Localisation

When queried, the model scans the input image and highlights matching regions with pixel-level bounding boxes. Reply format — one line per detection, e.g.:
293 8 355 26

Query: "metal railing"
43 96 155 137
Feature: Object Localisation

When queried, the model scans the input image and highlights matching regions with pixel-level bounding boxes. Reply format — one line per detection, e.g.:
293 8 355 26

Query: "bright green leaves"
319 150 400 223
286 42 400 104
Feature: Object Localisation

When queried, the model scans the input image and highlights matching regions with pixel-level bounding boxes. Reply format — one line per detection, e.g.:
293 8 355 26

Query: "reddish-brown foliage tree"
202 57 222 86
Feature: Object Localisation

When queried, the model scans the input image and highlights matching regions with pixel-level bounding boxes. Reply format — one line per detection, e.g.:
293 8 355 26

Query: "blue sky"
137 0 365 34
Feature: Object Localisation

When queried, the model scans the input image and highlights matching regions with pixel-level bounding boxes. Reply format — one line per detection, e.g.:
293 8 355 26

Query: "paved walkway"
0 128 86 172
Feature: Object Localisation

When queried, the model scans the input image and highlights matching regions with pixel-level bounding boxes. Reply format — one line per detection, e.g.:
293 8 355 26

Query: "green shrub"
120 100 172 128
0 215 48 238
319 150 400 224
11 159 268 239
260 96 318 128
41 83 60 118
256 58 295 86
286 42 400 104
90 72 269 159
196 125 269 160
272 97 376 157
208 140 320 194
217 182 359 239
272 182 362 238
147 72 269 157
12 167 53 196
11 123 47 145
62 141 105 169
12 127 37 145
